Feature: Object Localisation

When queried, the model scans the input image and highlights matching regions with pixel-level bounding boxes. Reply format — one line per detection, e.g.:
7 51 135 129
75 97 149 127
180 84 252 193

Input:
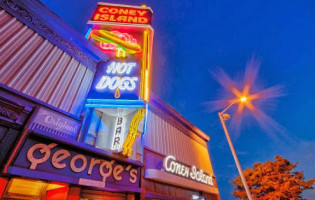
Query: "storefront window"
3 178 68 200
80 189 128 200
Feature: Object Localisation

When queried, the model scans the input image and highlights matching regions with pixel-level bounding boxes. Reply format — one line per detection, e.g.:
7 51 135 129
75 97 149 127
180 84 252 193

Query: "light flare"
207 57 287 140
240 97 247 102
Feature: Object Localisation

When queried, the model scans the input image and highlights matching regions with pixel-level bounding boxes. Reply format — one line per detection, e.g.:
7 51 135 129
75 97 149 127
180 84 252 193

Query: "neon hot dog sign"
96 61 138 92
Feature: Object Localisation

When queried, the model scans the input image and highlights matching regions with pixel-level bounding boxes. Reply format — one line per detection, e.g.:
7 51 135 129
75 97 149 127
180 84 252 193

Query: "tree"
232 156 315 200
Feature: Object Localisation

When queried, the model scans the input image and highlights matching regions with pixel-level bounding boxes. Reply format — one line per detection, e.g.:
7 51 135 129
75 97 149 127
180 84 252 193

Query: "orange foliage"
232 156 315 200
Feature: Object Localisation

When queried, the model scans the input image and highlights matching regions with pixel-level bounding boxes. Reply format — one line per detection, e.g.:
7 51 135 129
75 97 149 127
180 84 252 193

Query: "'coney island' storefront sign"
9 136 140 190
163 155 214 186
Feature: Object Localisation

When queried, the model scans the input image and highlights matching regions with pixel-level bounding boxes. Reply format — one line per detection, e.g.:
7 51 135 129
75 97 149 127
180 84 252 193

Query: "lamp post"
218 97 254 200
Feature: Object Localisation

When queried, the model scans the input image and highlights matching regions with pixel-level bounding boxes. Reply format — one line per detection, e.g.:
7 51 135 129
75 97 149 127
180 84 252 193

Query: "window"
3 178 68 200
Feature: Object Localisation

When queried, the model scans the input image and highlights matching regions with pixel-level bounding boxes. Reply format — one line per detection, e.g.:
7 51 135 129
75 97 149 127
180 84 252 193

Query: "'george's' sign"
91 3 153 25
11 137 141 189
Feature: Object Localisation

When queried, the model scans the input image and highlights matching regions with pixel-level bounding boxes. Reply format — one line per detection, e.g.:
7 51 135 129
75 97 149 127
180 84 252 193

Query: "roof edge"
0 0 109 70
149 92 210 142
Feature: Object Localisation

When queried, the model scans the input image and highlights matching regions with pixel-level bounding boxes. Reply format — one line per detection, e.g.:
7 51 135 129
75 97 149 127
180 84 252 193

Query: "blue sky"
41 0 315 199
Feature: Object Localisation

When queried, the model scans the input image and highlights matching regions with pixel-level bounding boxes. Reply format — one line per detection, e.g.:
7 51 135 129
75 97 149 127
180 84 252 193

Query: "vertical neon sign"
112 117 125 151
86 2 153 157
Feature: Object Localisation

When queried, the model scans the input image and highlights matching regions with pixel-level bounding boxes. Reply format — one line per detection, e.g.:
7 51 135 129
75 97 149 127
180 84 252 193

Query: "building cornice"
0 0 108 70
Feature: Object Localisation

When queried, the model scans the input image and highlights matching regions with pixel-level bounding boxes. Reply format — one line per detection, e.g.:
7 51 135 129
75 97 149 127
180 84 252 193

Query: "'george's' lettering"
26 142 139 184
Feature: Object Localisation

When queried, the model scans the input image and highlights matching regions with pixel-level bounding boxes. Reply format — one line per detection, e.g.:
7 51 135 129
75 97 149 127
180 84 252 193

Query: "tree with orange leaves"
232 156 314 200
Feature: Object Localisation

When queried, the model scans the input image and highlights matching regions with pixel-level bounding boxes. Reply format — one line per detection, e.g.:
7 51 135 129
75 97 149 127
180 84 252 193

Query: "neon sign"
85 2 153 159
91 4 153 25
112 117 125 151
95 61 138 93
163 155 214 186
91 30 141 58
99 31 138 52
21 139 140 188
112 31 137 44
87 3 153 102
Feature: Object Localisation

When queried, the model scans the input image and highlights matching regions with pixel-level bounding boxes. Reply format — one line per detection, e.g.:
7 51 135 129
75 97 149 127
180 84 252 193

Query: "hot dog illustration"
91 30 141 57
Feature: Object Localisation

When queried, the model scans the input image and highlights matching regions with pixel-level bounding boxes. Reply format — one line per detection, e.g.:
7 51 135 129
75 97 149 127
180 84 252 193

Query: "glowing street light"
218 96 253 200
212 58 285 200
240 96 247 103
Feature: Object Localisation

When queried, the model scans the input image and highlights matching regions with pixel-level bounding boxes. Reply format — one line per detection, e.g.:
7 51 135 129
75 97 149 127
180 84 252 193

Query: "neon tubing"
91 30 141 52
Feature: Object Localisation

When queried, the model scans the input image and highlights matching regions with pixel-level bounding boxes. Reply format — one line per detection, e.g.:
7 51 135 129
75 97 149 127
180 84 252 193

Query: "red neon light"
98 31 138 51
100 42 116 50
91 4 152 25
111 31 137 44
0 178 8 197
3 129 29 173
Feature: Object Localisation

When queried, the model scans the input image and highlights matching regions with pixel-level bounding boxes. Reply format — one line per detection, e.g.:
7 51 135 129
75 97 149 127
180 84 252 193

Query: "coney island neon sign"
91 4 152 25
163 155 214 186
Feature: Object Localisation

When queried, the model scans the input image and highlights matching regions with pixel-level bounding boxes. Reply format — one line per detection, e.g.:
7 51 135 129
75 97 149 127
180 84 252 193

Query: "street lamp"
218 96 254 200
